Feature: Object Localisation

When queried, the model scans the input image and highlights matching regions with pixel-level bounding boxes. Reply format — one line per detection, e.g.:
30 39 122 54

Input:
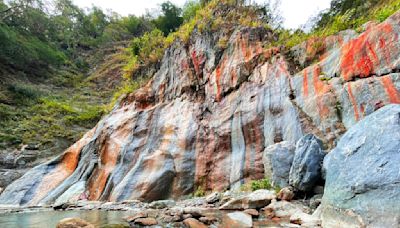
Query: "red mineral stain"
88 122 132 200
181 59 189 70
240 35 251 62
215 57 227 102
303 69 309 97
340 23 394 81
360 103 365 118
312 66 331 118
381 76 400 104
379 37 392 65
191 50 201 75
230 69 238 85
347 83 360 121
28 129 95 205
278 58 290 77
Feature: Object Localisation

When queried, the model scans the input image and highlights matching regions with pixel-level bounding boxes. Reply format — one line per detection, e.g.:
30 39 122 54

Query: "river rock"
263 200 311 218
198 216 217 224
124 212 147 223
290 211 321 227
149 199 176 209
133 217 158 226
289 134 325 191
222 211 252 228
205 192 220 204
263 141 296 188
277 186 295 201
244 208 259 217
183 218 208 228
219 189 275 210
56 217 94 228
321 104 400 228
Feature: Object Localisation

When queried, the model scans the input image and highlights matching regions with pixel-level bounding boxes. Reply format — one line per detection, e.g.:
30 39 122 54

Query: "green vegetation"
0 0 194 152
194 186 206 197
240 178 281 193
182 0 202 22
121 0 280 80
241 178 272 192
271 0 400 49
2 0 400 165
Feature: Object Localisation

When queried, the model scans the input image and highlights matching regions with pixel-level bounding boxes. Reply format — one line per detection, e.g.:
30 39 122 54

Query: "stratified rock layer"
321 104 400 228
0 11 400 206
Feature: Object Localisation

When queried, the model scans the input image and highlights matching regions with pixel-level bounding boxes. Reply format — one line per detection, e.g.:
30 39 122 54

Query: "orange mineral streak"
381 76 400 104
159 125 175 150
28 129 95 205
88 121 133 200
191 50 201 75
312 66 331 118
347 83 360 121
240 35 252 62
278 58 290 77
215 59 225 102
303 69 309 97
340 23 394 81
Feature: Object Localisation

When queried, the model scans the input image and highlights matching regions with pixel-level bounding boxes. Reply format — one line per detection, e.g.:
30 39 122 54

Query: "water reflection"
0 210 131 228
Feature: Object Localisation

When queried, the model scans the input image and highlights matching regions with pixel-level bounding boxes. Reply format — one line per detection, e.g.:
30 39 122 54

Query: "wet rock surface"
1 189 322 228
56 217 95 228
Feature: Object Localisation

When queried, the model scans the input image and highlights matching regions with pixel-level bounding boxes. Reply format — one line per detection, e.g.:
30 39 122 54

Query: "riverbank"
0 189 321 227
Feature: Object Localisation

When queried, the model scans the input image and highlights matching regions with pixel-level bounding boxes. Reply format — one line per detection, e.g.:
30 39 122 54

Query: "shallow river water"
0 210 131 228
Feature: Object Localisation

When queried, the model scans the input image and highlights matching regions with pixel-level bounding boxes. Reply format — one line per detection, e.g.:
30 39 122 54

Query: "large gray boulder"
321 104 400 228
263 141 296 188
289 134 325 191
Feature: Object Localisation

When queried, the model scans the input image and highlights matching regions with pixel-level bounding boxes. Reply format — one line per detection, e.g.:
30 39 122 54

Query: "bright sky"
72 0 332 29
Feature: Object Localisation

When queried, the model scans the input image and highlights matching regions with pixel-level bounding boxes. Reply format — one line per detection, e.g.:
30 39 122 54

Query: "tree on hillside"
153 1 183 35
182 0 201 22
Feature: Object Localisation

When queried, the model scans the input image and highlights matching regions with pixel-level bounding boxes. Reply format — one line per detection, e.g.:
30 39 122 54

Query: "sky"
72 0 332 29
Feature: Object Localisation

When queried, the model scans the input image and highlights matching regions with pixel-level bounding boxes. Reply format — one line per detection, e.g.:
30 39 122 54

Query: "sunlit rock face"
1 12 399 206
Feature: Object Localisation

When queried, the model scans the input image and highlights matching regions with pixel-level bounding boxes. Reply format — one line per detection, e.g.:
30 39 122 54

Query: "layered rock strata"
1 12 400 206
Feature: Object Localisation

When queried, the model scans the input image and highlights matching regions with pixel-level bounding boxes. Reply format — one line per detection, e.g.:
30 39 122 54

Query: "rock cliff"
0 10 399 207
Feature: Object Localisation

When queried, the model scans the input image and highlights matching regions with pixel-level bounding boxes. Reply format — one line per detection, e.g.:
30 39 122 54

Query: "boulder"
289 134 325 191
183 218 208 228
263 141 296 188
133 217 158 226
322 104 400 228
277 186 295 201
149 199 176 209
124 212 147 223
198 216 217 224
219 189 275 210
263 200 311 218
244 208 259 217
56 217 94 228
205 192 221 204
290 211 321 227
222 211 252 228
0 169 23 188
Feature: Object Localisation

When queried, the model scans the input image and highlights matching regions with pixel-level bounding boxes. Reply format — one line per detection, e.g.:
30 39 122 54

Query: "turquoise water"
0 210 131 228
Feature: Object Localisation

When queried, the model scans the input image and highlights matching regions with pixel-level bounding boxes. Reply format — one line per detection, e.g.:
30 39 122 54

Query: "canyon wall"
0 12 399 206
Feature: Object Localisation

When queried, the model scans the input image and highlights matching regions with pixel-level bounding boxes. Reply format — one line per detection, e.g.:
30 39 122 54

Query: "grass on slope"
271 0 400 49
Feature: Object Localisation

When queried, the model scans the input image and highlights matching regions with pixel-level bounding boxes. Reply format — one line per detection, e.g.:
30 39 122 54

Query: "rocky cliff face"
1 11 399 206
